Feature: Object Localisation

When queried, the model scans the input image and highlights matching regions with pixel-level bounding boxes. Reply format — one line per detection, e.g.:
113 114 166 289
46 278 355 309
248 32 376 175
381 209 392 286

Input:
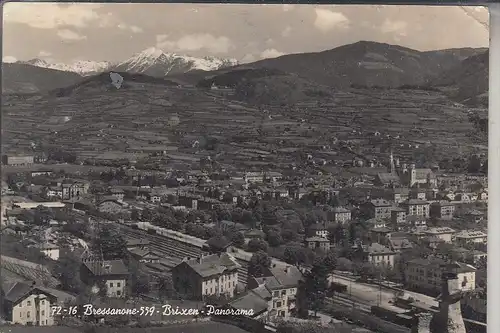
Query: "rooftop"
425 227 456 234
370 198 392 207
408 258 476 273
406 199 429 205
182 253 240 278
82 259 129 276
455 230 487 239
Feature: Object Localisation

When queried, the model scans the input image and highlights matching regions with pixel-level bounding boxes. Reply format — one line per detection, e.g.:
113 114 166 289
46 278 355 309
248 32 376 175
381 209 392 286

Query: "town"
0 144 488 333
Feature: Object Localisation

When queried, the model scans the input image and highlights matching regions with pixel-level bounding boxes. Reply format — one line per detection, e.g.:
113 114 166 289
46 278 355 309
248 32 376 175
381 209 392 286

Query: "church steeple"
389 150 395 174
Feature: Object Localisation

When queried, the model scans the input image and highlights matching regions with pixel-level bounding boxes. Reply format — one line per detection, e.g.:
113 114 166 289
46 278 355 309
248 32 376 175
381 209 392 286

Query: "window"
117 290 121 296
27 301 31 306
41 310 45 316
27 311 31 318
273 291 279 297
109 283 114 287
276 301 282 308
117 283 121 287
41 300 45 305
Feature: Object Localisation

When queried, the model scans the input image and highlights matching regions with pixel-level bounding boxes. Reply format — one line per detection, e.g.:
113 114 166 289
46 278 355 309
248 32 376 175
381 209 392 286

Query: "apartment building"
391 207 407 227
405 258 476 295
2 155 34 166
353 242 396 267
332 207 351 223
363 199 393 220
454 230 488 247
402 199 430 218
80 260 128 298
430 201 456 220
305 236 331 251
423 227 456 243
172 253 240 300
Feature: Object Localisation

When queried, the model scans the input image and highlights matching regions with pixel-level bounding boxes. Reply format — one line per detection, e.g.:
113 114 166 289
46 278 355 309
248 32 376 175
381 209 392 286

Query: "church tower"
389 150 395 174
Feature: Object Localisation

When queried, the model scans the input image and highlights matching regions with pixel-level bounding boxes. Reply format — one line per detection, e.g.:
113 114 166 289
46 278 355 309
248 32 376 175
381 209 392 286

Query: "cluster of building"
0 149 488 327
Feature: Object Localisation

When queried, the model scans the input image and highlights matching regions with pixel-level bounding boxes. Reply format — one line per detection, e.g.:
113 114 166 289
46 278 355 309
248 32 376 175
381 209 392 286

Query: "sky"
2 3 490 65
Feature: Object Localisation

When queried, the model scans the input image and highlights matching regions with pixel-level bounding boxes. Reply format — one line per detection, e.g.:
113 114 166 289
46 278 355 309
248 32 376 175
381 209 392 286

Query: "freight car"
330 281 348 293
370 306 414 328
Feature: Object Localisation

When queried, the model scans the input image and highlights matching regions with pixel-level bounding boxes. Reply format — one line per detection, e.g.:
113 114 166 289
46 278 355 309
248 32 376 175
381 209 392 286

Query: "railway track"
118 224 250 285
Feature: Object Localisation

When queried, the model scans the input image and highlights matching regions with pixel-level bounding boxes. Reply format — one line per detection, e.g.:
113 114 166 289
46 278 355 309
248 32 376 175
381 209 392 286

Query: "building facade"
80 260 128 298
2 282 56 326
405 258 476 295
172 253 240 300
430 201 456 220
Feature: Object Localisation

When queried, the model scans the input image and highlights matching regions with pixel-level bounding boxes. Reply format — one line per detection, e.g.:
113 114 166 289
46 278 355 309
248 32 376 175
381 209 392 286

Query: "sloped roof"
229 286 270 316
377 173 401 184
182 253 240 278
2 281 74 304
266 264 303 289
82 259 128 276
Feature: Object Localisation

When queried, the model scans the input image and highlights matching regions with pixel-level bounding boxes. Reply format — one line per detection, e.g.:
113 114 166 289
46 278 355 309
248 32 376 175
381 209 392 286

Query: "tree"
33 205 54 226
62 221 89 239
468 155 482 174
52 252 84 294
321 251 338 272
158 275 175 300
296 261 329 318
283 245 311 266
241 210 257 228
93 225 127 260
356 262 377 282
266 230 283 247
248 251 271 278
228 232 245 247
336 257 353 272
247 238 268 253
131 209 140 221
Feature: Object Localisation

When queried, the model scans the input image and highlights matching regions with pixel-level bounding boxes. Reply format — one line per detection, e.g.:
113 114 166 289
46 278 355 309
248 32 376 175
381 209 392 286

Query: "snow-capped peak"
17 58 112 76
22 58 49 67
139 47 165 59
114 47 238 76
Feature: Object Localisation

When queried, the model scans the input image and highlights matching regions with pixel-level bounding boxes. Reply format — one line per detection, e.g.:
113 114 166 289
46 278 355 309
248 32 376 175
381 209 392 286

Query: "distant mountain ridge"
2 63 82 94
2 41 488 98
13 47 238 78
432 50 489 106
230 41 487 89
18 58 112 76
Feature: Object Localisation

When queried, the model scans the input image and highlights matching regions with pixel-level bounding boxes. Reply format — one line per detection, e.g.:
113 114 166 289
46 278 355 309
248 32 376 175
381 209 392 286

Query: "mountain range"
1 41 488 106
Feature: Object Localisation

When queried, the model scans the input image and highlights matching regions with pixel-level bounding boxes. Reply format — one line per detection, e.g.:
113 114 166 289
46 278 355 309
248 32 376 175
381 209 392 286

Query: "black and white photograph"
0 3 491 333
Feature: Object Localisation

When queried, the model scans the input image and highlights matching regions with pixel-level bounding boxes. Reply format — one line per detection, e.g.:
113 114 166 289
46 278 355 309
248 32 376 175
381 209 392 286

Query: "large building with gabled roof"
171 252 240 300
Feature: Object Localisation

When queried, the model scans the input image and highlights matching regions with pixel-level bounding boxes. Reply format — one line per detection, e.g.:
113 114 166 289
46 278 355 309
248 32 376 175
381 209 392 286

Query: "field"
1 77 487 171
